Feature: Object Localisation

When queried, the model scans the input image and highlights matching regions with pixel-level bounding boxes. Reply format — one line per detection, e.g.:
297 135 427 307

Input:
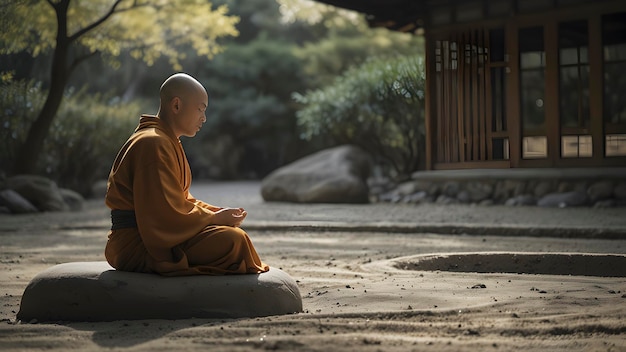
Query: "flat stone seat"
17 262 302 322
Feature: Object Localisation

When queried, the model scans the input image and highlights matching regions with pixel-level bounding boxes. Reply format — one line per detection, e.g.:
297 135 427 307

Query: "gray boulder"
59 188 85 211
17 262 302 322
6 175 68 211
261 145 372 203
0 189 39 214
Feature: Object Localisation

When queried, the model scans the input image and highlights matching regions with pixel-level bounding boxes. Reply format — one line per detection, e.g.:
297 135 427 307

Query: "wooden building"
316 0 626 170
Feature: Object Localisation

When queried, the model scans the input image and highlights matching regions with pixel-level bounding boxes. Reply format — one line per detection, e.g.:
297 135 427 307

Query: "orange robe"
104 115 269 276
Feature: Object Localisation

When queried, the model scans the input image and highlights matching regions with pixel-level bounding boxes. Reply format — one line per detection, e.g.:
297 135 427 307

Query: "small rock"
505 194 536 206
533 181 554 198
493 180 519 201
436 194 458 205
594 199 615 208
442 181 461 197
465 181 494 202
456 190 471 203
538 191 588 207
394 181 420 197
404 191 429 204
587 181 614 203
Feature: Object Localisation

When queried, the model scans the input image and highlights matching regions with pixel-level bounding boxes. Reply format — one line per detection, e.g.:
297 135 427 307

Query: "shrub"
0 80 46 173
0 79 139 196
293 55 425 180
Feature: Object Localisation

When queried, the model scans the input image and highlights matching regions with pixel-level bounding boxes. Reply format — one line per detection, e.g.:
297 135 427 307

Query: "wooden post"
505 22 521 168
544 20 560 165
424 33 435 170
588 15 604 160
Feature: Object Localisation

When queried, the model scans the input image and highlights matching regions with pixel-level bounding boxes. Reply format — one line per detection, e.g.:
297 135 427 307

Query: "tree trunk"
12 2 70 175
13 73 68 174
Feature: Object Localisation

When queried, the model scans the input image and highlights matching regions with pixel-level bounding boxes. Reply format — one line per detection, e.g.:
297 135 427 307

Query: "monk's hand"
213 207 247 227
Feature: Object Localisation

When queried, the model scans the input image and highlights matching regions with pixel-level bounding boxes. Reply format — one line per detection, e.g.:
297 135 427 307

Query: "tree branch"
68 0 158 42
69 50 99 74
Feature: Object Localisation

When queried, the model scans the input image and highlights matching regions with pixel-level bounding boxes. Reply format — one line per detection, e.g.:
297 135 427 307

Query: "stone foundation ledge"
374 168 626 207
17 262 302 323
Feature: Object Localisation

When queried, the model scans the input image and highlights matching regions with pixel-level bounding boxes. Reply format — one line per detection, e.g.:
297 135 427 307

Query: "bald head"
159 73 207 107
157 73 209 138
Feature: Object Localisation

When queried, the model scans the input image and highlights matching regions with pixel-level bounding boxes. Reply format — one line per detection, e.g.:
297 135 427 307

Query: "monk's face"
176 89 208 138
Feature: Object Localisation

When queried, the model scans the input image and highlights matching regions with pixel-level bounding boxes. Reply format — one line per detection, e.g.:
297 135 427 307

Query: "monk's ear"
171 97 181 113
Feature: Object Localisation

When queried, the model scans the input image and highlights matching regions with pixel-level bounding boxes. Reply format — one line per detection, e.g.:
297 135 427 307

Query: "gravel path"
1 181 625 352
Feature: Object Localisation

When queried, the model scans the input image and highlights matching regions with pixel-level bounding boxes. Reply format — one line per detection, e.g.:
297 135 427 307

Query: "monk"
104 73 269 276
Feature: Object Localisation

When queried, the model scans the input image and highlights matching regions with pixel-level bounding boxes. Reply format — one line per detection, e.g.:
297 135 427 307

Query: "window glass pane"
559 47 579 65
603 12 626 125
562 135 592 158
604 63 626 124
519 27 544 52
602 13 626 46
605 134 626 156
523 136 547 159
519 26 545 131
521 52 545 69
559 20 588 62
604 44 626 61
521 70 545 129
492 138 510 160
580 47 588 63
559 20 590 130
560 66 590 128
491 67 507 132
489 28 505 62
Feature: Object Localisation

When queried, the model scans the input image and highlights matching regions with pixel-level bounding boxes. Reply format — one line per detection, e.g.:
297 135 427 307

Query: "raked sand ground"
0 181 625 351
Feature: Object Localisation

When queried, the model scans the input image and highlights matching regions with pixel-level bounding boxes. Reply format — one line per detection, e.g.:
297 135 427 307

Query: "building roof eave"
314 0 426 32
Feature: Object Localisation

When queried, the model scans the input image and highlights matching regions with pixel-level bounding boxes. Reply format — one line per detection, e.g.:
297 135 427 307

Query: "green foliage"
45 92 140 196
0 80 47 168
184 34 310 178
279 0 424 88
0 0 240 70
296 30 424 88
179 0 425 179
294 55 426 179
277 0 366 29
0 79 139 195
1 0 241 176
0 0 428 181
